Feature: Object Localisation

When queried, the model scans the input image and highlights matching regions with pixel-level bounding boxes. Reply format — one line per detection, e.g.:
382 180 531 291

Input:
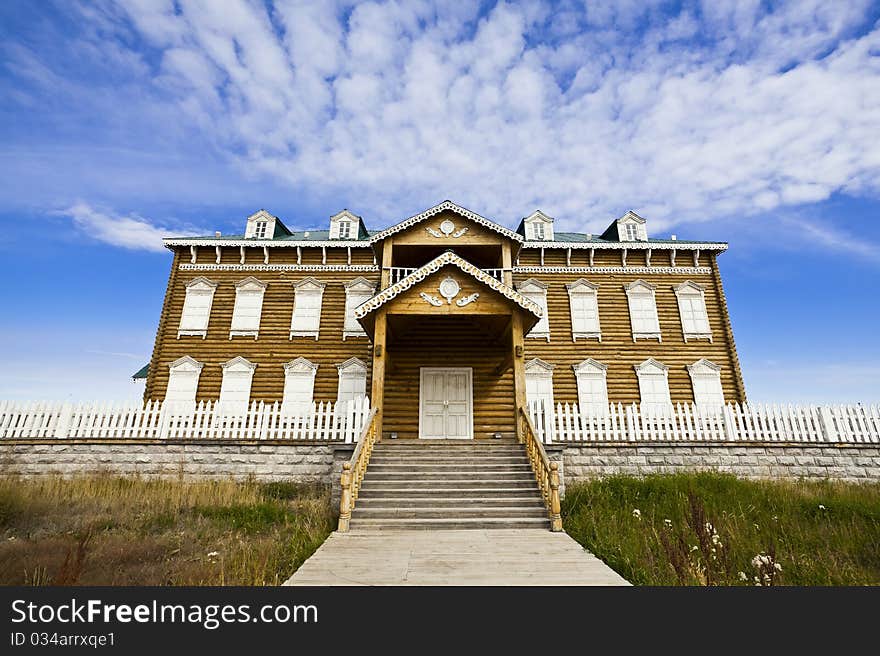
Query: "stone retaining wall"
548 442 880 497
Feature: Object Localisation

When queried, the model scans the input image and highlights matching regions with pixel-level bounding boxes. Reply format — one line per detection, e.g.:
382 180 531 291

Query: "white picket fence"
0 397 371 442
528 401 880 444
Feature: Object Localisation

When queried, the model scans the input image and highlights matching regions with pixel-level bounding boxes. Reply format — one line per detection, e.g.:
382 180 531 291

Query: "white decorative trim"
426 220 468 239
166 239 371 248
687 358 722 375
369 200 524 244
456 293 479 307
525 358 555 372
625 279 662 342
221 356 257 372
674 280 714 343
516 279 550 341
180 263 379 272
420 292 443 306
169 355 203 372
566 278 602 343
284 357 319 374
355 251 542 319
290 278 325 341
438 277 461 304
513 266 712 274
521 242 725 251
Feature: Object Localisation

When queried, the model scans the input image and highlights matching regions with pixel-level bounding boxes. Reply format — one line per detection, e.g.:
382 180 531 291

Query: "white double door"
419 368 473 439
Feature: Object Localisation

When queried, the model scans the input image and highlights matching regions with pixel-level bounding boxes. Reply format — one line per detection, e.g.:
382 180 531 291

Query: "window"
290 278 326 340
336 358 367 407
330 209 361 239
687 359 725 410
282 358 318 415
674 281 712 342
165 356 203 412
218 357 257 415
523 210 554 240
254 221 267 238
572 359 608 414
525 359 555 412
625 223 639 241
338 221 351 239
634 359 672 414
517 279 550 340
343 278 376 340
229 277 267 339
178 277 218 338
533 222 545 239
566 279 601 341
625 280 661 341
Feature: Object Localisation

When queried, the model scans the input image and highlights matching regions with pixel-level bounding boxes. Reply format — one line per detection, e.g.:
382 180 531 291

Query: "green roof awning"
132 364 149 380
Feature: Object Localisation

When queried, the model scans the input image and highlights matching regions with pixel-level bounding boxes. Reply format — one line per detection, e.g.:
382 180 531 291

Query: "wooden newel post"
549 462 563 532
338 463 352 532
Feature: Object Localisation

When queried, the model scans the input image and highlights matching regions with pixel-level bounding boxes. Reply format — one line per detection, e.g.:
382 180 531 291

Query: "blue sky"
1 0 879 403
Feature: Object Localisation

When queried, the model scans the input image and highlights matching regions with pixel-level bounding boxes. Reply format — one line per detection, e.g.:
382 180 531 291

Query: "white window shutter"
218 357 256 415
178 278 217 338
290 279 325 340
675 282 712 342
517 280 550 340
688 360 724 409
230 278 266 338
336 358 367 406
635 359 672 414
282 358 318 415
343 278 375 339
626 281 661 341
573 359 608 414
165 356 203 412
567 281 601 341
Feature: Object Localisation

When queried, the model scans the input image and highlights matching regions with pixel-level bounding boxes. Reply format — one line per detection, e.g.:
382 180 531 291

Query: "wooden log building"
138 200 745 440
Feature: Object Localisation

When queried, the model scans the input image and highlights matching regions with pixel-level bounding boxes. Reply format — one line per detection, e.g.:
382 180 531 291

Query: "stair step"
369 455 528 463
357 487 542 498
352 507 548 519
356 497 544 507
349 517 551 530
368 463 533 472
360 479 539 489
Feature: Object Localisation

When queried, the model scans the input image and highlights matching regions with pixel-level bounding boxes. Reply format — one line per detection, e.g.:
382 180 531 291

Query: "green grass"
562 473 880 585
0 475 335 585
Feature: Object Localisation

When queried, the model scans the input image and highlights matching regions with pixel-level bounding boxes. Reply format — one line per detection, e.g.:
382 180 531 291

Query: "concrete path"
285 529 629 586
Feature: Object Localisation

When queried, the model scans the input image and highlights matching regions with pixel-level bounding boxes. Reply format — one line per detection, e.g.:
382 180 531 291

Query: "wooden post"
338 463 352 532
511 311 526 441
501 242 513 287
549 462 563 532
371 308 387 440
380 237 394 289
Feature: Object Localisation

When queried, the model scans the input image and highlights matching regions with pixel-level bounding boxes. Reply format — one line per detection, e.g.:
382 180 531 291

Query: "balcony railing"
387 266 505 286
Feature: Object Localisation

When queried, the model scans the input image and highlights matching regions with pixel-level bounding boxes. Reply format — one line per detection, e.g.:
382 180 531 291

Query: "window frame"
254 221 268 238
281 357 318 416
164 356 203 412
566 279 601 342
634 358 672 414
625 279 662 342
177 277 218 339
289 277 326 340
336 357 368 407
674 281 713 342
572 358 609 415
525 358 555 413
687 359 725 410
516 279 550 341
229 277 267 340
343 278 376 340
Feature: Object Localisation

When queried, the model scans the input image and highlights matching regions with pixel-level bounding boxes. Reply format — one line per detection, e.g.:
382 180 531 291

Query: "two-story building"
138 200 745 440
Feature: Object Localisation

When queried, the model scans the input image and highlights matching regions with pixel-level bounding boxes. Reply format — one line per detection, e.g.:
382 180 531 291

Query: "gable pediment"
369 200 522 246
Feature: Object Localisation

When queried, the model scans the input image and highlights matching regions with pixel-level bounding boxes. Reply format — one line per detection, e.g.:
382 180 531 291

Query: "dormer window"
254 221 267 239
521 210 554 241
601 210 648 242
330 209 363 240
244 209 290 239
625 223 638 241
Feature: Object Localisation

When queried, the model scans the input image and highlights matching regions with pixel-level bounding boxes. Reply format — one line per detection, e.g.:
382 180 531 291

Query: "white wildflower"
663 519 673 529
632 509 641 520
690 545 699 552
774 563 783 572
819 504 826 511
753 523 760 531
738 571 748 581
772 515 778 521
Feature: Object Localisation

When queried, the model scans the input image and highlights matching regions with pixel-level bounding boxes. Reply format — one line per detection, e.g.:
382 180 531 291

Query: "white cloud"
59 202 192 252
10 1 880 233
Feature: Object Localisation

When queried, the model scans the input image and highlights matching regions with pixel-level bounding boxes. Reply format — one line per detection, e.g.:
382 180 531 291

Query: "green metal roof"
132 364 149 380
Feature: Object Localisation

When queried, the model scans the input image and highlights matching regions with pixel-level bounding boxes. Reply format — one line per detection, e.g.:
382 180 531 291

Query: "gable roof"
368 200 524 244
354 251 542 320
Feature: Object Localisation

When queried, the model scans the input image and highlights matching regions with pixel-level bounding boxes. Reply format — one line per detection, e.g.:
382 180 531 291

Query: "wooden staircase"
348 441 551 530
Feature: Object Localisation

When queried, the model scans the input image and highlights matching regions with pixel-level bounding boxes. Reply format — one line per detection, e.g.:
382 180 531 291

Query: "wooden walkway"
284 529 629 586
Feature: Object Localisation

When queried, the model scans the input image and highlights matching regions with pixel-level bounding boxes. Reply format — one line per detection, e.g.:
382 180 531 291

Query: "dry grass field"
0 475 334 585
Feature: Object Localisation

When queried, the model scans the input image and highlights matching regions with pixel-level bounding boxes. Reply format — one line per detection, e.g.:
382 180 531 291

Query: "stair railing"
519 407 563 531
338 407 379 532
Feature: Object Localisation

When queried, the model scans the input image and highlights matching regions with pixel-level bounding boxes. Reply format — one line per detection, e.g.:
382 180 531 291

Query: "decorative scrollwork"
425 223 469 239
456 293 479 307
419 292 443 306
451 228 468 238
425 227 443 238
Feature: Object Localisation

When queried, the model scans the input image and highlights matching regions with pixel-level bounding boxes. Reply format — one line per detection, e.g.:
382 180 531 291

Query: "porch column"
511 310 527 440
501 242 513 286
380 237 394 289
371 307 388 440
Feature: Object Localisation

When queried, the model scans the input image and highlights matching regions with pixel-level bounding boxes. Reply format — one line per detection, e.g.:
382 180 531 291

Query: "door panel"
420 368 472 439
